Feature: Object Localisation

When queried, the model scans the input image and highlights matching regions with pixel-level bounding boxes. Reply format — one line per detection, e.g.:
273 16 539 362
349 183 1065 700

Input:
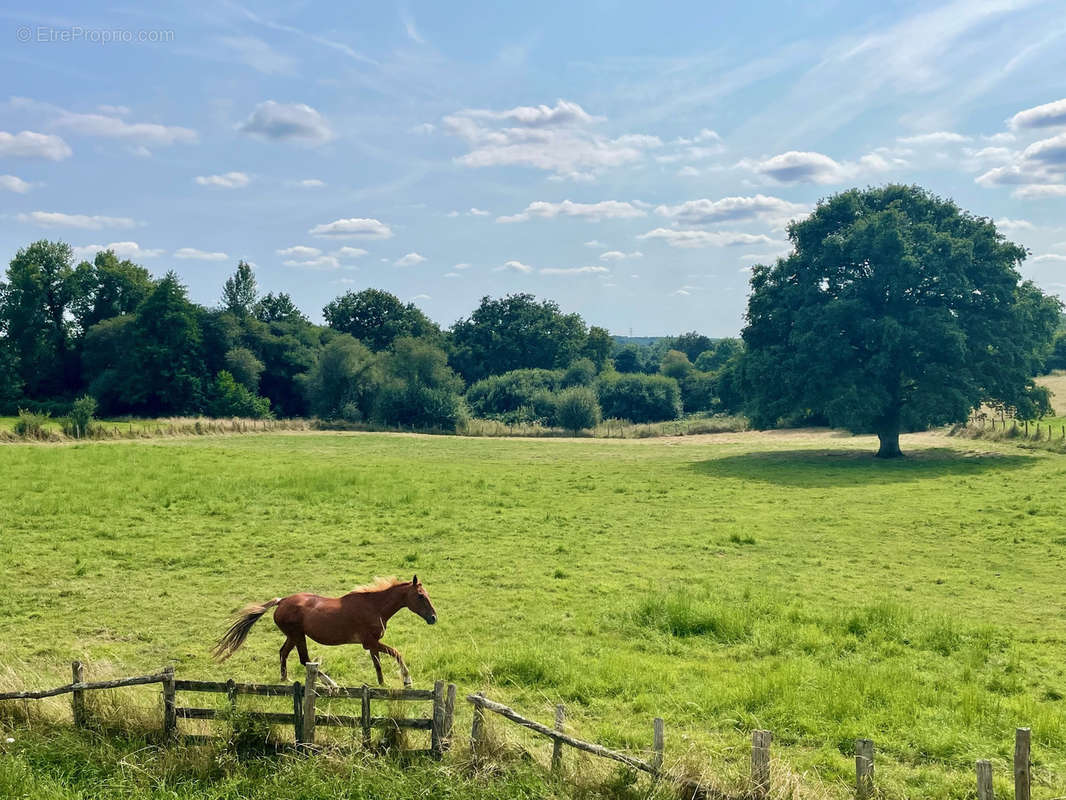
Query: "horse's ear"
412 574 419 586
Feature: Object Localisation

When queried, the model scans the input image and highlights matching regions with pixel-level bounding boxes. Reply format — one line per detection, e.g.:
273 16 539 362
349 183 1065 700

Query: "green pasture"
1 430 1065 799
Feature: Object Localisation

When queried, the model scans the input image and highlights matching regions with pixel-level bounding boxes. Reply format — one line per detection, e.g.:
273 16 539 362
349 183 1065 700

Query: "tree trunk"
875 429 902 458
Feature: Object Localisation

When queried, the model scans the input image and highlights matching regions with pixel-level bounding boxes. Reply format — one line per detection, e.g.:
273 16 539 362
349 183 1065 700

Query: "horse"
212 575 437 688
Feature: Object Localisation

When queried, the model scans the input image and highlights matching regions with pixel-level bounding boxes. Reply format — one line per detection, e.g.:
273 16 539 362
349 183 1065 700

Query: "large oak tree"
741 185 1060 457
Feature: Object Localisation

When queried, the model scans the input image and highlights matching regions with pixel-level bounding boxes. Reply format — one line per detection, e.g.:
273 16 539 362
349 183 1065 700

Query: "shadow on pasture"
690 446 1035 488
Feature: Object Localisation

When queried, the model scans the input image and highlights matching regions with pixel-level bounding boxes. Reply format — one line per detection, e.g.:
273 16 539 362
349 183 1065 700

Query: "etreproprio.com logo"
16 25 175 44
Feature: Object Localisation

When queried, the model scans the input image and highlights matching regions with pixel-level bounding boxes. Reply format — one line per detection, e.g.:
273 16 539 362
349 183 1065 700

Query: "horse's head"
407 575 437 625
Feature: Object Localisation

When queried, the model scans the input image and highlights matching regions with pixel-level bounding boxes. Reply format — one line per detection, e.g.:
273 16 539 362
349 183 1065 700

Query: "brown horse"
212 575 436 687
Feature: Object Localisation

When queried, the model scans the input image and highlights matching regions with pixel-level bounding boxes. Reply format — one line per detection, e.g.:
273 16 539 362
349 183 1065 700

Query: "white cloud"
97 105 130 116
174 247 229 261
655 194 809 226
0 130 71 160
294 178 325 188
583 240 605 248
442 100 659 179
0 174 32 193
401 9 425 44
334 246 367 259
284 255 341 269
453 262 472 270
540 266 609 275
1032 254 1066 263
411 122 436 134
277 245 322 258
497 199 646 223
72 241 162 261
638 228 778 248
461 99 598 127
744 150 892 184
195 171 251 189
238 100 334 144
46 107 195 147
599 250 642 261
995 218 1035 232
897 131 971 144
220 35 298 75
1013 184 1066 198
309 217 393 238
394 252 426 267
17 211 137 229
976 132 1066 188
672 289 691 296
469 207 491 216
496 260 534 274
411 293 431 301
443 272 461 278
1009 97 1066 131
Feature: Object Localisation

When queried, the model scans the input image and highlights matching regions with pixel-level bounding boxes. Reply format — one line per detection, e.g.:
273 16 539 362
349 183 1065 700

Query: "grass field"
2 429 1066 798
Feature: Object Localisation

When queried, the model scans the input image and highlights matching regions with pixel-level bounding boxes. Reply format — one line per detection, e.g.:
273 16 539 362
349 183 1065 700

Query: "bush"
224 347 265 392
680 371 717 413
304 335 380 421
374 383 468 431
64 395 98 438
209 371 272 418
464 368 563 422
658 349 693 380
554 386 602 432
14 409 51 440
562 357 597 387
597 374 682 423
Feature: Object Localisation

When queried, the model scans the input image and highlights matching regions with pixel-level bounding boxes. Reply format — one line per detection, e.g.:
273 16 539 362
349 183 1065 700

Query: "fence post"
444 683 457 751
162 665 176 739
551 704 565 773
301 662 318 746
976 759 993 800
71 661 86 728
361 684 372 749
431 680 445 758
470 692 485 761
752 730 772 800
652 717 664 772
1015 727 1030 800
855 738 874 798
292 681 303 744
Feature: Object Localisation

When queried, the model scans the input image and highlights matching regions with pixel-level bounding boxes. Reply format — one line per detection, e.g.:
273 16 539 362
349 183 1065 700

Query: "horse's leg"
377 643 412 687
279 637 295 681
369 649 384 685
293 634 338 692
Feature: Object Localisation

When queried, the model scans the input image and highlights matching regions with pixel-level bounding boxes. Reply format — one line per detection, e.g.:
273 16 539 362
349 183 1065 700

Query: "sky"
2 0 1066 337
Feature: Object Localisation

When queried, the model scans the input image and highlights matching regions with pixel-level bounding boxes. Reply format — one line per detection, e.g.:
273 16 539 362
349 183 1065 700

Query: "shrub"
223 347 265 392
658 349 693 380
64 395 98 438
304 335 379 421
554 386 602 432
209 371 272 418
374 383 468 431
680 371 718 413
597 374 682 422
14 409 51 440
464 368 563 422
562 357 597 387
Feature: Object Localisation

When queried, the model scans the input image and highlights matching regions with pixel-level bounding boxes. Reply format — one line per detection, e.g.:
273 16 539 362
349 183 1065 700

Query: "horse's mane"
349 576 406 594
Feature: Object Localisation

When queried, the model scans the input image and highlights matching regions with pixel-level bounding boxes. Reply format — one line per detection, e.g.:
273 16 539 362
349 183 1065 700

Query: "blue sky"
3 0 1066 336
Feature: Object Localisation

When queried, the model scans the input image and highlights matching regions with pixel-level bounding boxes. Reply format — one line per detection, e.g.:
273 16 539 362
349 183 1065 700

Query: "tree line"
0 242 742 431
1 185 1059 454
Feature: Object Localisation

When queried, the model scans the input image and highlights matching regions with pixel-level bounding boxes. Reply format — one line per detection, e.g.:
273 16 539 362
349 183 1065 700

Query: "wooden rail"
0 661 454 758
0 662 1044 798
467 694 661 776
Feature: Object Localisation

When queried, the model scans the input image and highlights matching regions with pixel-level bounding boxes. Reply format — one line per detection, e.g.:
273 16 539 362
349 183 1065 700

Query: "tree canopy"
323 288 438 351
741 184 1060 457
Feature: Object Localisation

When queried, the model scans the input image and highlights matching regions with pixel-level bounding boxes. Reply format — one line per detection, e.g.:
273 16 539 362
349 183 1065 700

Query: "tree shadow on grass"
690 446 1037 488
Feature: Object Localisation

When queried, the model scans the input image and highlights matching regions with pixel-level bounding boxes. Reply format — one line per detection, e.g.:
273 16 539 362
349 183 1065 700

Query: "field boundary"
0 661 456 758
1 660 1040 799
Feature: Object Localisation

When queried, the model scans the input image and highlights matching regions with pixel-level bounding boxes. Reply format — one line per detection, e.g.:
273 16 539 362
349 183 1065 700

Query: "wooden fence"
1 661 457 757
0 663 1044 797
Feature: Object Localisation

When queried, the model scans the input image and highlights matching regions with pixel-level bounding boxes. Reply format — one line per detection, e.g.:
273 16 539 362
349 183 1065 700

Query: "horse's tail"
212 597 282 662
